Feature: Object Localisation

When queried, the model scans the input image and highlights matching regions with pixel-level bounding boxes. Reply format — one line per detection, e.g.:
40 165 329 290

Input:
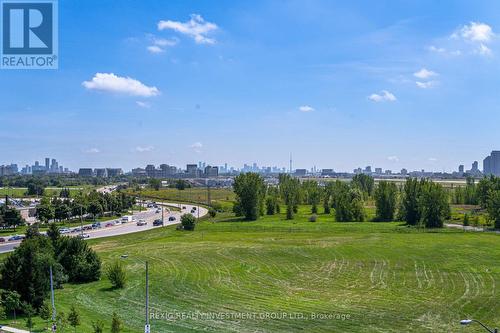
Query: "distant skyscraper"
483 151 500 176
45 158 50 170
458 165 464 173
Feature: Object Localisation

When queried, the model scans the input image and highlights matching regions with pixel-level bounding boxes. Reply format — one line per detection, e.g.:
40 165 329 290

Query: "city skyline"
1 1 500 171
0 153 491 176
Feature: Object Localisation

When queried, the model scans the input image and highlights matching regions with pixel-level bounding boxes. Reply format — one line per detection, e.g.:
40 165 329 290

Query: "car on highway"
156 209 161 213
153 219 163 226
77 234 90 239
8 235 24 241
105 222 114 228
60 228 70 234
182 206 186 209
121 216 133 223
0 237 5 243
92 222 101 229
168 216 176 221
136 219 147 226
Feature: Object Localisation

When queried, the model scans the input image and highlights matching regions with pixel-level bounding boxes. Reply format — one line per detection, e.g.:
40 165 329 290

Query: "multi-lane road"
0 202 208 254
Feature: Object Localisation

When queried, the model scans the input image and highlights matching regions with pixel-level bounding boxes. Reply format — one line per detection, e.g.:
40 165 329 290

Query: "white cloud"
428 45 461 56
134 146 154 153
416 81 438 89
190 142 203 149
428 45 445 53
428 157 438 162
451 22 495 56
82 73 160 97
414 68 438 79
189 142 203 153
158 14 218 44
387 156 399 162
459 22 494 42
298 105 315 112
84 148 100 154
147 37 178 53
136 101 151 108
147 45 164 54
476 43 492 56
368 90 396 102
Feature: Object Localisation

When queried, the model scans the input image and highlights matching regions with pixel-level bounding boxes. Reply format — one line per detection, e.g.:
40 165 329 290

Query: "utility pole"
80 205 84 237
145 261 150 333
207 183 211 207
161 205 164 224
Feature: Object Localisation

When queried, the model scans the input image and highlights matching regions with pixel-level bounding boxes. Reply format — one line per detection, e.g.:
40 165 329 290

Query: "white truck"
121 215 133 223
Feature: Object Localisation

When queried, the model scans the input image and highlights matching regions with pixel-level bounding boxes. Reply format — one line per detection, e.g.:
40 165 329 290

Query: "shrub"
181 213 196 231
208 208 217 218
105 261 127 289
309 215 317 222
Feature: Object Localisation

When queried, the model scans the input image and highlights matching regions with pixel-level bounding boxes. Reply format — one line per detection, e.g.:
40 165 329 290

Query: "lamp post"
145 261 150 333
461 319 498 333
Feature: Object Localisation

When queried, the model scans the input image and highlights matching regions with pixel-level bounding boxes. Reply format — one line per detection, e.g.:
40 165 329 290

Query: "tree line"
232 173 455 228
0 224 101 321
36 191 136 223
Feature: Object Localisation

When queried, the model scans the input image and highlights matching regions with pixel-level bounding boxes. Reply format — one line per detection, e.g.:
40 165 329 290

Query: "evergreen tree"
68 304 81 333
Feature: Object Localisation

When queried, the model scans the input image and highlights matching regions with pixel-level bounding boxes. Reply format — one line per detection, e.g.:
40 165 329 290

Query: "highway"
0 202 208 254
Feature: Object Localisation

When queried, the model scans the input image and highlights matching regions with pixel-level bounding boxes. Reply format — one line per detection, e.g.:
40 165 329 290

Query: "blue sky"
1 0 500 172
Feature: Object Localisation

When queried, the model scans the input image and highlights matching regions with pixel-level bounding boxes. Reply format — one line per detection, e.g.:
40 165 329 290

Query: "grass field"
5 206 500 332
127 187 235 211
0 186 93 198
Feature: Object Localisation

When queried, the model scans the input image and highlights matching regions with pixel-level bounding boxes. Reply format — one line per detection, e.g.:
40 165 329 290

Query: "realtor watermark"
150 311 351 321
1 0 58 69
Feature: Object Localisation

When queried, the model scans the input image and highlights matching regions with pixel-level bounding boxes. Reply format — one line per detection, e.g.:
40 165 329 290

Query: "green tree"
486 189 500 229
24 303 34 332
2 290 21 320
87 201 103 220
463 213 470 227
400 178 421 226
323 182 334 214
111 312 123 333
419 181 450 228
0 236 68 310
208 208 217 218
374 181 398 221
302 180 321 214
25 180 45 196
333 183 365 222
57 237 101 283
279 174 301 220
68 304 80 333
46 223 60 245
181 213 196 231
35 202 55 224
39 300 52 330
92 320 105 333
351 174 375 197
233 173 266 220
105 261 127 289
1 206 25 230
149 178 161 191
56 311 68 332
0 304 7 321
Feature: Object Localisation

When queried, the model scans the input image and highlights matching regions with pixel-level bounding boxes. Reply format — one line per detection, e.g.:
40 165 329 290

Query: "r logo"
1 0 58 69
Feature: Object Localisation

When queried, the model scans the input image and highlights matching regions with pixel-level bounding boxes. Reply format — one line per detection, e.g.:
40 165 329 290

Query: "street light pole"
145 261 150 333
461 319 498 333
50 266 56 322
